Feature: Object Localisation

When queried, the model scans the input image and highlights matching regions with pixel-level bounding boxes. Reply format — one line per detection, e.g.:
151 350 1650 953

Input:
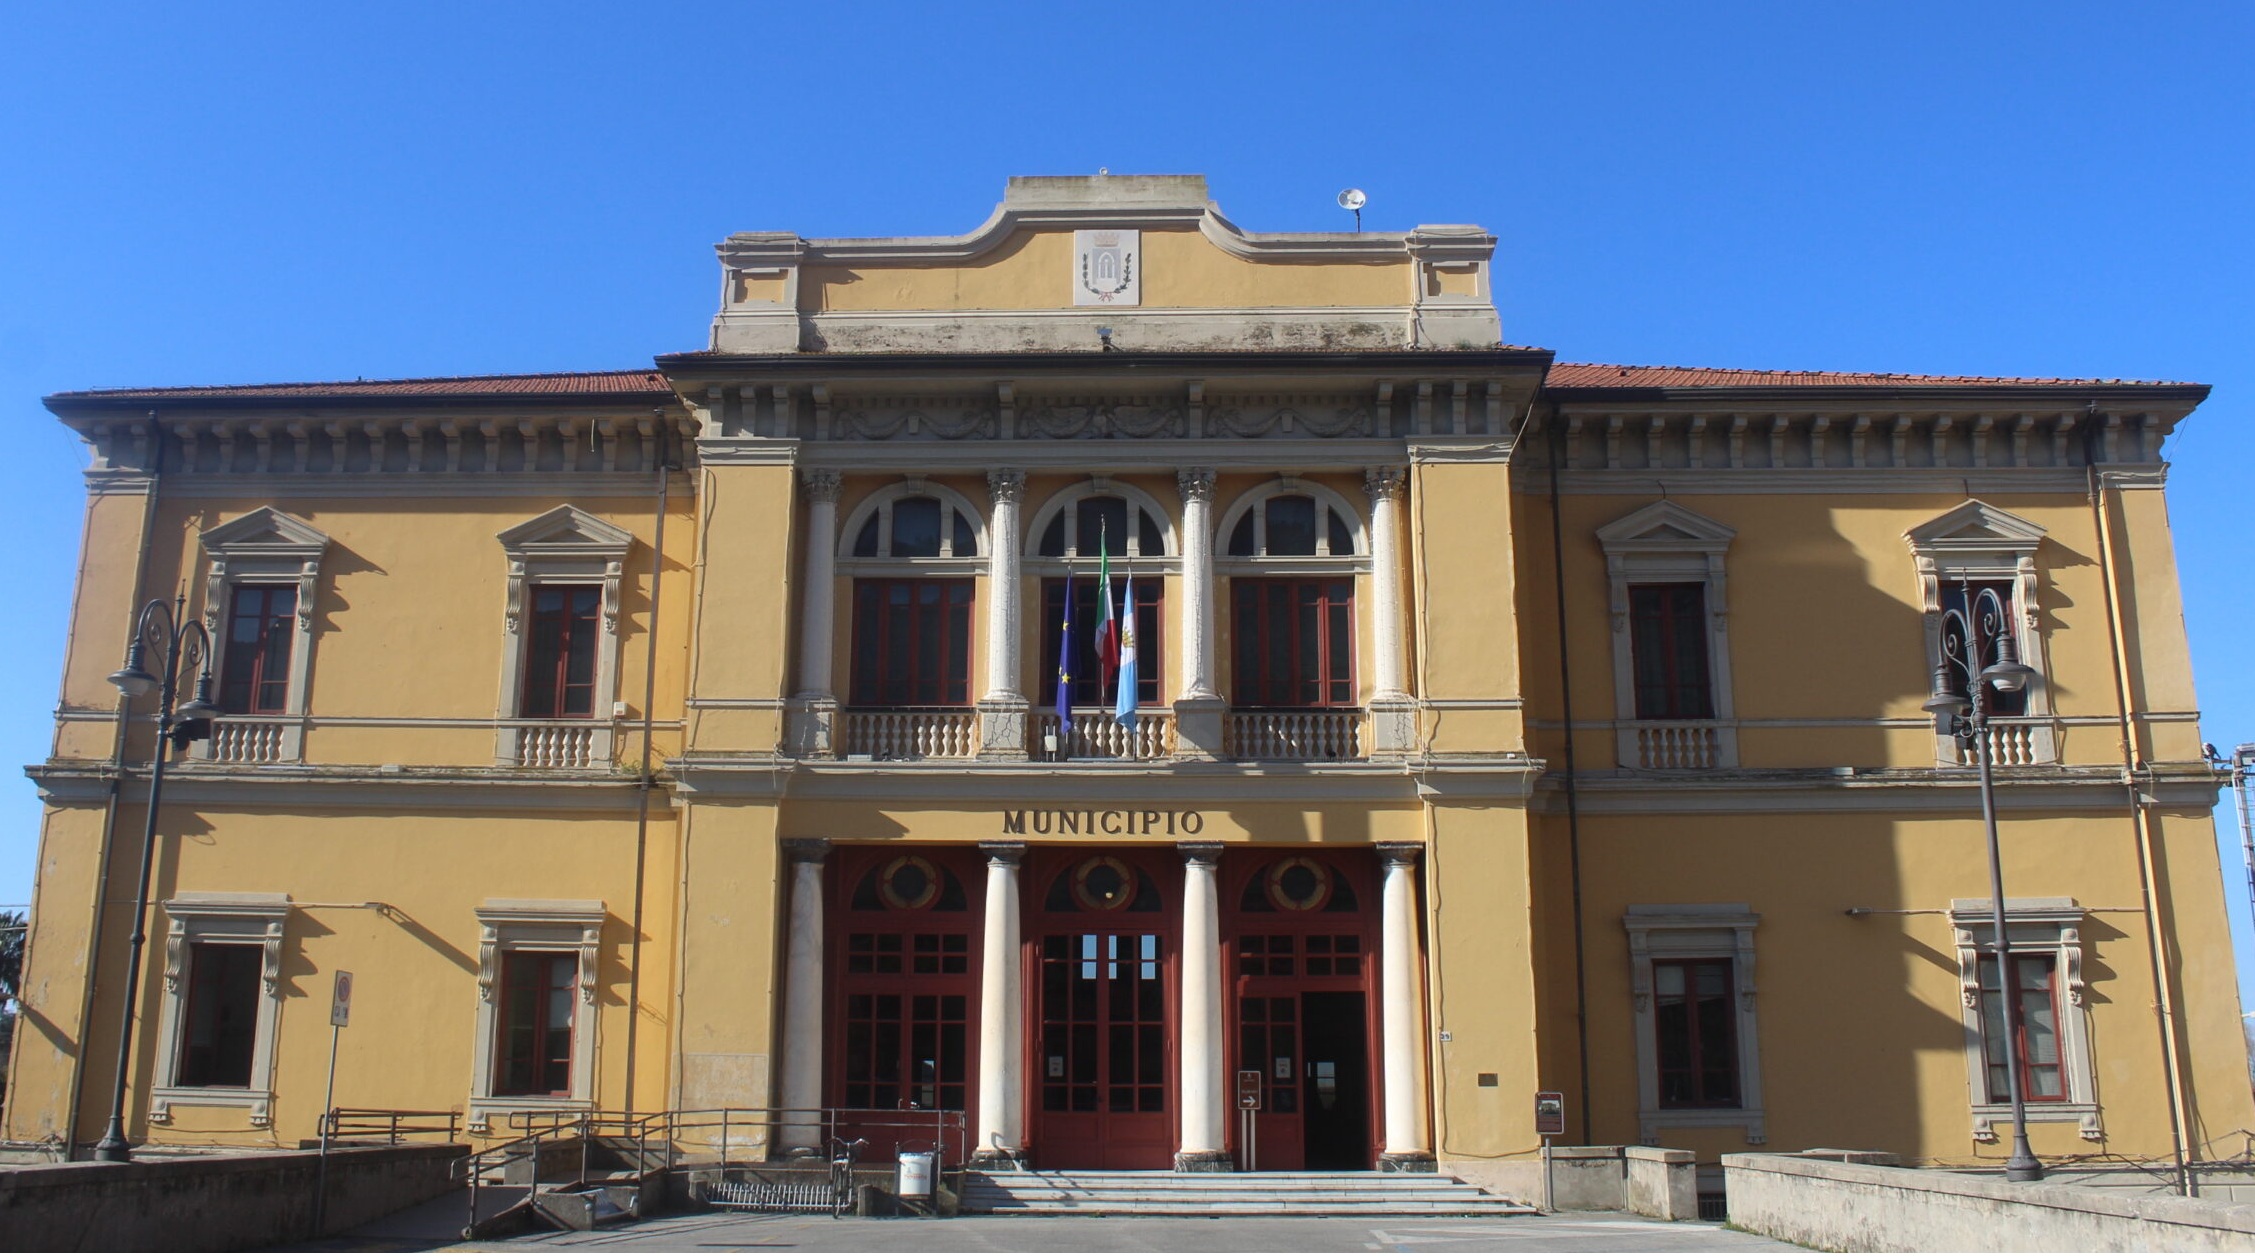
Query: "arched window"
1027 480 1175 561
1218 481 1364 560
843 482 984 560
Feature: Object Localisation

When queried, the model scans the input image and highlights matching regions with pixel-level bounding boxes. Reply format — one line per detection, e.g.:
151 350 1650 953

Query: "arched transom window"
1030 480 1174 561
1219 480 1365 560
840 480 986 561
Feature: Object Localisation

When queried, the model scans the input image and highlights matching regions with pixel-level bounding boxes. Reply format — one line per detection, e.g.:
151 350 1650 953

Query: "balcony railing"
1619 720 1731 771
1225 708 1364 761
204 717 290 765
515 722 600 770
1038 709 1175 760
1952 717 2055 768
842 708 978 760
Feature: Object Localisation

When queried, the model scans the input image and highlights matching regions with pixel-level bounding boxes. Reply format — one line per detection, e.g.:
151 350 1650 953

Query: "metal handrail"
321 1108 462 1145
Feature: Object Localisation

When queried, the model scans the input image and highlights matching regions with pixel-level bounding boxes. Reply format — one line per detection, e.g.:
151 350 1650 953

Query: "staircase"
962 1169 1537 1216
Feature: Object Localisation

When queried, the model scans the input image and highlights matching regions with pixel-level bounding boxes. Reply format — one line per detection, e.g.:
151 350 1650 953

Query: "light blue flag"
1114 573 1138 732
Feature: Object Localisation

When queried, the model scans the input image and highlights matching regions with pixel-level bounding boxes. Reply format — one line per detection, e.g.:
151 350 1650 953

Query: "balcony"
842 708 979 760
1225 708 1364 762
1950 717 2057 768
1038 709 1176 760
509 721 605 770
202 717 293 765
1617 720 1735 771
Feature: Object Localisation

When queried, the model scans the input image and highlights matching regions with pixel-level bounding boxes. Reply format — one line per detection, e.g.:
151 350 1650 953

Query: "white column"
778 839 829 1152
1365 466 1410 701
974 841 1025 1164
981 468 1026 703
795 470 843 698
1176 468 1220 701
978 469 1029 757
1378 842 1434 1168
1175 841 1229 1170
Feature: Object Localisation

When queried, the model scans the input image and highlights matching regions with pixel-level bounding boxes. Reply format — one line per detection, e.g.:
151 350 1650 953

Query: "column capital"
987 467 1027 503
1177 840 1225 866
1376 841 1423 868
1364 465 1408 504
978 840 1027 865
1176 467 1218 502
800 468 844 502
782 838 832 863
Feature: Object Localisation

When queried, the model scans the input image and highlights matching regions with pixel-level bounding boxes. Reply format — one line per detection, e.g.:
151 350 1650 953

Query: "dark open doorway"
1300 991 1371 1169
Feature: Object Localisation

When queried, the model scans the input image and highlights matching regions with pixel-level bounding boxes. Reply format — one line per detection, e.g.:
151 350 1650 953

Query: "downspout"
1537 392 1595 1145
2084 405 2195 1191
623 410 675 1114
63 411 163 1152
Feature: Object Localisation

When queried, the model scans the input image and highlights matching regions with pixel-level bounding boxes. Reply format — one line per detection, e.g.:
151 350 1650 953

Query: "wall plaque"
1074 229 1140 306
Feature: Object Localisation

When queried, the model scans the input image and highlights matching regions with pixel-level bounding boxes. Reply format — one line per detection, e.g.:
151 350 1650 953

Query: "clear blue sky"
3 4 2251 1000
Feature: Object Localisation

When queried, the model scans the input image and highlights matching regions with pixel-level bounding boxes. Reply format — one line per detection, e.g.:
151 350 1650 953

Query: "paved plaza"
315 1201 1804 1253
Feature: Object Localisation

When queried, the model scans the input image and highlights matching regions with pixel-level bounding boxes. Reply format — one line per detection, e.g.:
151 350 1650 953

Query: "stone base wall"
1725 1152 2255 1252
1444 1146 1694 1217
0 1143 467 1251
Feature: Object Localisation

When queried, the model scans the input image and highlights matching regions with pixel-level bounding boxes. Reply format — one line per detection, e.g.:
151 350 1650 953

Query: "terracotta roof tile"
1546 363 2197 390
49 370 674 402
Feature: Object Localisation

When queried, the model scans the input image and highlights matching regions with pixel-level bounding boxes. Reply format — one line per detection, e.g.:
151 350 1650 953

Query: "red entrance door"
1029 853 1176 1169
829 849 981 1164
1227 851 1380 1171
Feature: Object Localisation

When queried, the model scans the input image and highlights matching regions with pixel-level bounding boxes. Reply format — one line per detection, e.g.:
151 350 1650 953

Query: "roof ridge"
53 368 668 399
1549 361 2197 388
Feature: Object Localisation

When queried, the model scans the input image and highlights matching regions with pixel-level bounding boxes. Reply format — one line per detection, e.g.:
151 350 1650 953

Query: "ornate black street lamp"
92 596 219 1163
1922 581 2044 1182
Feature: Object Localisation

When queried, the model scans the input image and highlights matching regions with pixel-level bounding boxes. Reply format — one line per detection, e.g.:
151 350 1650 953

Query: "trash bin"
896 1148 936 1199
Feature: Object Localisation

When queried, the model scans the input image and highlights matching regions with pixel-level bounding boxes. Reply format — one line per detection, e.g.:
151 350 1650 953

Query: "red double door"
828 846 1381 1172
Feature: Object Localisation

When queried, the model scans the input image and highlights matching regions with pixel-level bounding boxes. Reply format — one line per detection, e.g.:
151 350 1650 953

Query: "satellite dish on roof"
1337 188 1366 233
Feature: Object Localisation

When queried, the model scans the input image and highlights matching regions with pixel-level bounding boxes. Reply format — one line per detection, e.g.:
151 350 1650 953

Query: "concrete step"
972 1200 1537 1217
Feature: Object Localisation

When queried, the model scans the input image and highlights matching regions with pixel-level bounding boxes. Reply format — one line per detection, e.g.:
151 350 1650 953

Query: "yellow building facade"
6 175 2247 1195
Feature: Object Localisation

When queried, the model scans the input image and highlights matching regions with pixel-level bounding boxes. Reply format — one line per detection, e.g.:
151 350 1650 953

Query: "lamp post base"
2005 1133 2044 1182
92 1127 133 1163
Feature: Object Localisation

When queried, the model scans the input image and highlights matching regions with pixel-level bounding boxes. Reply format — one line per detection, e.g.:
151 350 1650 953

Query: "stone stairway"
961 1169 1538 1216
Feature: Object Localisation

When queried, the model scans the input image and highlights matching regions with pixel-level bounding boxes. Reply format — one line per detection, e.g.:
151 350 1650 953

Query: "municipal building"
7 175 2249 1198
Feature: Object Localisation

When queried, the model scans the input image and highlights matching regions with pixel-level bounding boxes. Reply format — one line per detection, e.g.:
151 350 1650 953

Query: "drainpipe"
623 411 676 1115
1535 390 1595 1145
2084 405 2195 1192
58 411 163 1153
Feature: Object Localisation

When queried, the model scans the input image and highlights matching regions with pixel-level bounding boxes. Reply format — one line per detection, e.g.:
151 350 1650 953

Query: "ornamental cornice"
1522 408 2170 480
65 409 698 481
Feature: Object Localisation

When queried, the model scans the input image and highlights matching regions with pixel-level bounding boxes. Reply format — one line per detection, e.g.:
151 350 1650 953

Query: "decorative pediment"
1904 500 2047 557
199 506 330 559
496 505 634 559
1596 501 1737 556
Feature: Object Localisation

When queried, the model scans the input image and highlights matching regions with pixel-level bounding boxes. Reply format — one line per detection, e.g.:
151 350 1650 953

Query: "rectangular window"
1231 578 1356 708
1978 953 2065 1104
522 585 600 718
218 585 298 715
1040 578 1162 707
850 578 974 706
1629 584 1713 720
494 951 577 1097
1941 581 2030 718
176 942 262 1088
1654 958 1740 1108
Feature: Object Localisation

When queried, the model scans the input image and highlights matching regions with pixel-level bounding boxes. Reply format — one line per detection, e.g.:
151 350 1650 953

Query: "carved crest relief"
1074 229 1140 306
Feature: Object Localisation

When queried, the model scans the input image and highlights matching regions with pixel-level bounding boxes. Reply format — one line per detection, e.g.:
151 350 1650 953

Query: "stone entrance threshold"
962 1168 1536 1215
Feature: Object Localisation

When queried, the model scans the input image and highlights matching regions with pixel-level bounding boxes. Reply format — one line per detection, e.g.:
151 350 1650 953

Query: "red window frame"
493 951 576 1097
218 584 298 715
1628 583 1714 720
850 578 975 707
522 584 600 718
1653 958 1740 1108
1041 577 1163 707
1230 577 1356 708
176 942 262 1089
1978 952 2067 1104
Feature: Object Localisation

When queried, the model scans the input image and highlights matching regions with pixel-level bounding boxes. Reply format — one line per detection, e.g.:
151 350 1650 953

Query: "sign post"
1235 1070 1263 1173
1534 1091 1565 1211
314 971 352 1236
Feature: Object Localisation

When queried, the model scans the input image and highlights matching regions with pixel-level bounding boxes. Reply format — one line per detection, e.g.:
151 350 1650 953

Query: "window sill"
1640 1106 1765 1145
468 1094 592 1136
150 1085 272 1127
1972 1101 2100 1141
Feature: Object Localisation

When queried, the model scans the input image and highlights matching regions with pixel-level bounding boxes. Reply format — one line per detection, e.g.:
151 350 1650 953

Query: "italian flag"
1095 539 1120 695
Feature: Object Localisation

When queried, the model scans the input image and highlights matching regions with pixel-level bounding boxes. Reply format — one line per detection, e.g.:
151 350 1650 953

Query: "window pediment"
1904 499 2047 559
200 506 331 560
1596 501 1737 558
497 504 635 560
